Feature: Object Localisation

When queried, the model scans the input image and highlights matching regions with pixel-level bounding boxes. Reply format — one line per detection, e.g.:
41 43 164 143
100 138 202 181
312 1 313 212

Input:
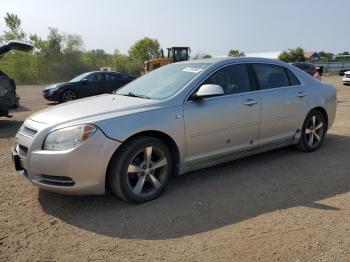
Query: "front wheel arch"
105 130 180 193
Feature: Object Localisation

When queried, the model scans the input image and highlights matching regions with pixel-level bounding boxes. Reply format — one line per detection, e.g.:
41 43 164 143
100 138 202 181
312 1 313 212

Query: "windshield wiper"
119 92 151 99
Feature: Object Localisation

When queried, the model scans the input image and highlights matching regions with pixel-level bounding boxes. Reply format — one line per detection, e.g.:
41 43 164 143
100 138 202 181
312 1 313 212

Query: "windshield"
117 63 209 99
70 72 91 82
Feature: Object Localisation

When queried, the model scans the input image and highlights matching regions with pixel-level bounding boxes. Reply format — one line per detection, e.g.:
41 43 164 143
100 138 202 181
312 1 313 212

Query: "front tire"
108 136 173 203
295 110 326 152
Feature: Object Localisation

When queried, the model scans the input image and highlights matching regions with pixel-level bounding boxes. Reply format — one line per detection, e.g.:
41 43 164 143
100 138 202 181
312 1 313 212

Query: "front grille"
21 126 38 137
34 175 75 187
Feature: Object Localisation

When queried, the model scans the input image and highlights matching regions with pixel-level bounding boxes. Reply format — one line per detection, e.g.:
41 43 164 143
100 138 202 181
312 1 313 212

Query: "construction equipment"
143 47 191 74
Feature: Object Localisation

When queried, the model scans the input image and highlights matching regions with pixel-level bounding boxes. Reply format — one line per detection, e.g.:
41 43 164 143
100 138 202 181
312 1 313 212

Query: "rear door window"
253 64 290 89
106 73 117 80
96 73 105 81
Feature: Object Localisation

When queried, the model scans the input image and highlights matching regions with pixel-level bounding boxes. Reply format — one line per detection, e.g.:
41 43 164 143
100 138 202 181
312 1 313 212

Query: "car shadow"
0 119 23 139
11 106 31 113
39 133 350 240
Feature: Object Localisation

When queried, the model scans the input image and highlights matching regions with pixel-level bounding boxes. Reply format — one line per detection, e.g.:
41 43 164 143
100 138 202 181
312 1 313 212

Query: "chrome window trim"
184 61 304 104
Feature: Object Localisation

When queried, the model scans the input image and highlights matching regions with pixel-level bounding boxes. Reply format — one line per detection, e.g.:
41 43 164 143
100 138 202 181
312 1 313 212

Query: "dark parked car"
0 41 33 117
292 62 321 80
339 69 350 76
43 71 136 102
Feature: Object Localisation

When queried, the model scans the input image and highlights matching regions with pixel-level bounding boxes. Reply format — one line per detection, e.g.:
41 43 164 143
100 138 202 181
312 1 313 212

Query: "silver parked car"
11 57 337 203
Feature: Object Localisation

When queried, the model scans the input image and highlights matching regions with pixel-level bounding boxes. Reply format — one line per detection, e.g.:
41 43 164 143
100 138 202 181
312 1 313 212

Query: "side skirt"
180 138 298 175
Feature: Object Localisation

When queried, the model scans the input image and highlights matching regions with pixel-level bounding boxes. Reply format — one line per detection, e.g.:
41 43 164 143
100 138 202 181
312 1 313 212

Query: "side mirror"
191 84 224 100
81 79 88 85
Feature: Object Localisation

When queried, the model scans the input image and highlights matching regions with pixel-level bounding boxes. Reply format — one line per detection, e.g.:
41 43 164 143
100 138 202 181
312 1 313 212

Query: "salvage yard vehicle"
339 69 350 76
292 62 321 81
0 41 33 117
43 71 135 102
11 57 337 203
342 71 350 85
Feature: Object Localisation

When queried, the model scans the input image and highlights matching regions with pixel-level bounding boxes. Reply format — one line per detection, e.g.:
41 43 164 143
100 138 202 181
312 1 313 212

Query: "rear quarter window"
286 69 301 86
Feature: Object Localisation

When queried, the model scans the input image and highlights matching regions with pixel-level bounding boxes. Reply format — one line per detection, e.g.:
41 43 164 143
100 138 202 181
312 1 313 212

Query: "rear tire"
108 136 173 204
294 110 326 152
60 90 77 102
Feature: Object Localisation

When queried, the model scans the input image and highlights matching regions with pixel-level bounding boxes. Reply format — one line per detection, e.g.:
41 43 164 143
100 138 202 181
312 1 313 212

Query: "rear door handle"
244 99 258 106
297 92 307 98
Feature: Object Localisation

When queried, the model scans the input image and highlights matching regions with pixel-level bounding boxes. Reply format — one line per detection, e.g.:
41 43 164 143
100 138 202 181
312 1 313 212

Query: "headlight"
44 84 57 91
48 87 58 93
43 124 97 151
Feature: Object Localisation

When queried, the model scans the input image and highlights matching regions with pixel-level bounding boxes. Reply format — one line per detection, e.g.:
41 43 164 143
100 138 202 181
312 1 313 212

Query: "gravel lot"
1 76 350 262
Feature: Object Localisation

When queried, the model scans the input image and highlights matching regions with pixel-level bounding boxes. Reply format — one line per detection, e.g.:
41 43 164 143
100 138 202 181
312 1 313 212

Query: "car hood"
30 94 159 125
44 82 73 90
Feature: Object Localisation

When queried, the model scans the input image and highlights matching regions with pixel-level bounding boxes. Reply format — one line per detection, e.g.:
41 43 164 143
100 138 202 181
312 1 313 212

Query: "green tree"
0 13 26 43
128 37 161 61
193 52 212 59
278 47 305 62
202 54 212 59
318 51 333 61
278 51 291 62
82 49 112 70
228 49 245 57
0 13 157 83
112 54 143 76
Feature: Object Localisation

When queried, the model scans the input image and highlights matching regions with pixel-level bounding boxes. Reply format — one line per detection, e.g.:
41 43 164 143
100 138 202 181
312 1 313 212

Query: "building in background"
303 51 320 62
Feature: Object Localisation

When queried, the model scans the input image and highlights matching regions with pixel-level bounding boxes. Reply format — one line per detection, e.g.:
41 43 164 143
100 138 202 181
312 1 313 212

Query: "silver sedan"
11 57 337 203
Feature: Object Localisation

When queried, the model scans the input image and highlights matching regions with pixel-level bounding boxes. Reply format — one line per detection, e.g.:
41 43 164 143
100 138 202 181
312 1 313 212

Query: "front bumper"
342 79 350 85
13 127 121 195
43 90 61 101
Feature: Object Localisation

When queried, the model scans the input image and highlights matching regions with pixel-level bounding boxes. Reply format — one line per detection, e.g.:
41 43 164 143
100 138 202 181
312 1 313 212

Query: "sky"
0 0 349 56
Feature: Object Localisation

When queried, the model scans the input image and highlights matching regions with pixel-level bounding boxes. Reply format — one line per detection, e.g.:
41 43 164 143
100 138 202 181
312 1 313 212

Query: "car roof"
292 62 313 66
179 57 318 86
87 71 118 74
180 57 292 68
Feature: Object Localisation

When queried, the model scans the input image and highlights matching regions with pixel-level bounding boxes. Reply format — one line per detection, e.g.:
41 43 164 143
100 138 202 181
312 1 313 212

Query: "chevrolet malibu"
11 57 337 203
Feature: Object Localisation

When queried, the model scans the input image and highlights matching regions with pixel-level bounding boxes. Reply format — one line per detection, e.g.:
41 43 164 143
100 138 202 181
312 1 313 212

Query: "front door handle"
244 99 258 106
297 92 307 98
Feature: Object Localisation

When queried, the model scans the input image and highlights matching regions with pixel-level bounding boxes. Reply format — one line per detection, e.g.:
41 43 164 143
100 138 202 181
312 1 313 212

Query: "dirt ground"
1 76 350 262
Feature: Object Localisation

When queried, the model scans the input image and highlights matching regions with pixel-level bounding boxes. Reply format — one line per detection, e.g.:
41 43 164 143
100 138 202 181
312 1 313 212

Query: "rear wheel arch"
308 106 328 131
60 89 78 102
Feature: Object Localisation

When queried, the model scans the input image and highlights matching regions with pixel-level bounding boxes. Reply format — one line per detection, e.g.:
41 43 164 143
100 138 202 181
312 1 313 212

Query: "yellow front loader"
143 47 191 74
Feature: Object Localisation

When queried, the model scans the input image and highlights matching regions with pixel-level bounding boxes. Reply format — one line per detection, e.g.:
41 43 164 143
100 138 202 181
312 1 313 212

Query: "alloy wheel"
126 146 168 197
305 115 324 147
61 90 77 102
